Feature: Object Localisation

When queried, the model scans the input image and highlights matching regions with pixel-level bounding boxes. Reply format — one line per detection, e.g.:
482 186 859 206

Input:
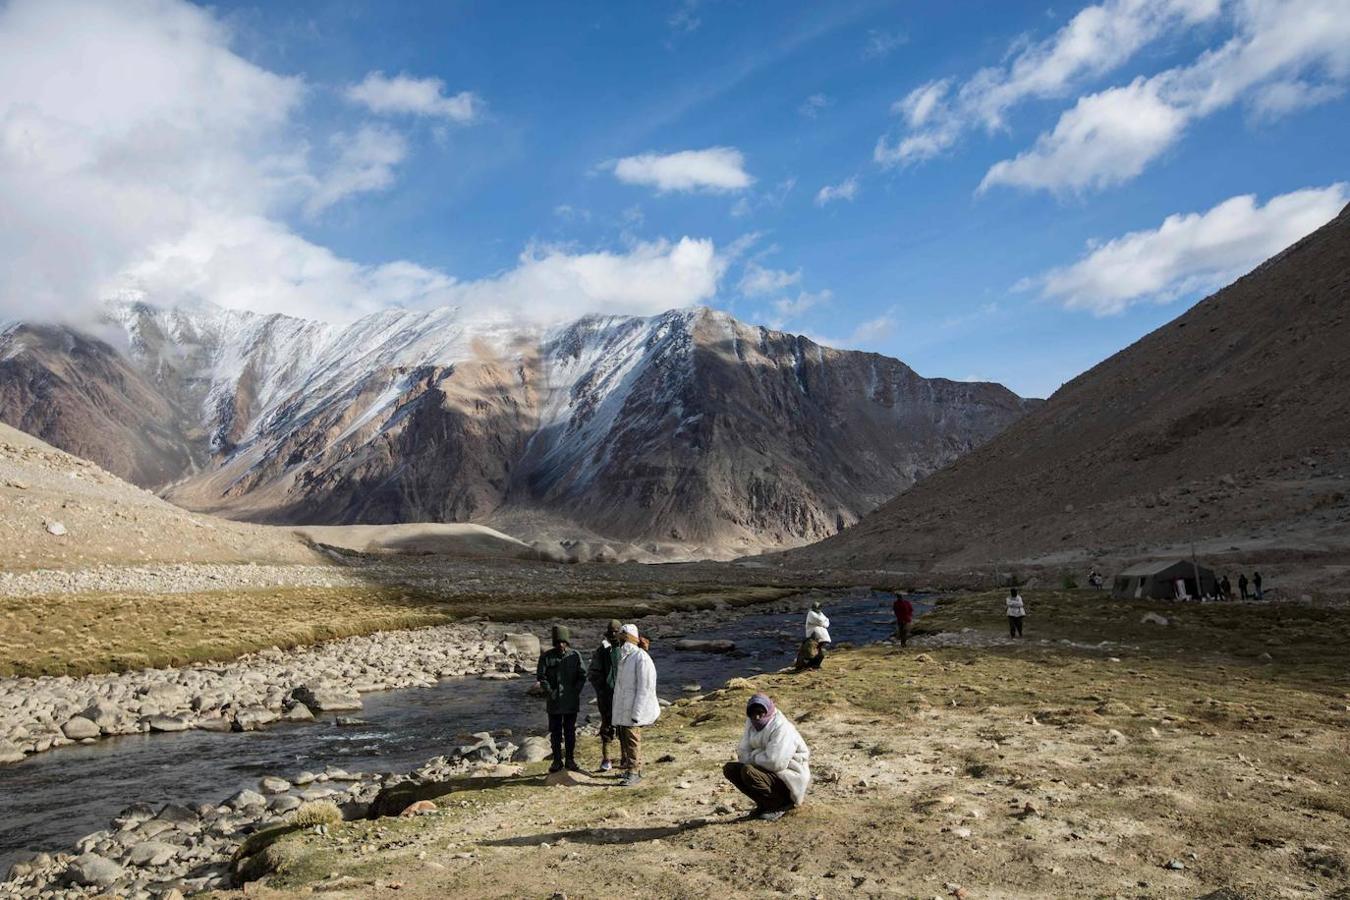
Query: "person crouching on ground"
1006 588 1026 638
586 619 623 772
723 693 811 821
536 625 587 773
893 592 914 646
611 623 659 786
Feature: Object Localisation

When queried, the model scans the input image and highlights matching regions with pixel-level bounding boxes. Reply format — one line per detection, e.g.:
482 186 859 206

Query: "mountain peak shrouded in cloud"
1 0 1347 399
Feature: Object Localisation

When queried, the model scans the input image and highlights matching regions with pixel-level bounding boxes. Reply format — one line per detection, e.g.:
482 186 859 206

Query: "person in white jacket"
722 693 811 821
611 624 659 786
1006 589 1026 638
804 602 831 644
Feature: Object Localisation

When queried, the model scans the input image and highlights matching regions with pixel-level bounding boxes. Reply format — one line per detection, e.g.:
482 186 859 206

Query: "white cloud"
304 125 408 216
981 0 1350 193
0 0 730 329
609 147 753 194
798 93 832 118
768 289 831 327
345 71 482 122
738 263 801 296
1026 183 1349 314
815 176 860 206
729 177 796 218
863 28 907 60
876 0 1221 167
978 77 1186 193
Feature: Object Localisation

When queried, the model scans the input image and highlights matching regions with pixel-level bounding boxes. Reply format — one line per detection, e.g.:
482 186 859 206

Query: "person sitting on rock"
612 624 659 786
586 619 623 772
535 625 587 773
723 693 811 821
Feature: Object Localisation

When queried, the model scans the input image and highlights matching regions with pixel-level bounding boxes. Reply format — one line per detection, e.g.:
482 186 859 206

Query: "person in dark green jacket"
586 619 623 771
536 625 587 772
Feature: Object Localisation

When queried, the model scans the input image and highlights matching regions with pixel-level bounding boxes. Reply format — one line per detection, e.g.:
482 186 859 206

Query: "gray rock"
61 716 100 740
126 840 179 866
195 716 233 732
1140 612 1170 626
268 795 302 813
45 520 68 536
145 715 190 733
225 789 266 810
293 683 362 712
64 853 123 888
0 738 25 763
513 735 552 763
232 707 279 731
502 632 541 659
260 776 291 795
154 803 199 826
281 702 314 722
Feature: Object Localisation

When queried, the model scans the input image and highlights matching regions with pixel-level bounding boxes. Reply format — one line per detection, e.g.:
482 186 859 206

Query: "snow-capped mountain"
0 300 1039 556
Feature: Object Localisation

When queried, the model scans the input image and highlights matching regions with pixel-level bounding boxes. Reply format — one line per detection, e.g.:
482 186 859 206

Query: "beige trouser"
617 725 641 772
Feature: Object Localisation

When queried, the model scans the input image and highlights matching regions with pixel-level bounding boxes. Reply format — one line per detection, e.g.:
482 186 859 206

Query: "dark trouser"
1241 587 1248 600
896 621 912 646
723 762 794 812
548 712 577 765
1009 615 1023 637
617 725 641 772
596 690 615 760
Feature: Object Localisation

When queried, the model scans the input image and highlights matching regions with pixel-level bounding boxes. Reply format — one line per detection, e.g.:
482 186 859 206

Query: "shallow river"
0 592 915 870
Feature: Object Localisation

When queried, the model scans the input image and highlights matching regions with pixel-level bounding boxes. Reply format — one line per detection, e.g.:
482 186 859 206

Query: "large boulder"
292 684 362 712
233 707 280 731
0 739 25 764
61 716 100 740
82 701 136 735
512 735 551 763
64 854 123 888
126 841 179 867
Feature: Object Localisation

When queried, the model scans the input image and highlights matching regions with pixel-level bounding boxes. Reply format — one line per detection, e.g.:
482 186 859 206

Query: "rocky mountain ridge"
1 301 1038 557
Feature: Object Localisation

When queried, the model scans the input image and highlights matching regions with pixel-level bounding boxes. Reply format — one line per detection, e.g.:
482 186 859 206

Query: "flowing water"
0 592 919 870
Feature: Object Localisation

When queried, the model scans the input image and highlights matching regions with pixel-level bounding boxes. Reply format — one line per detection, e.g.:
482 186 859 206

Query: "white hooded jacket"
737 711 811 805
612 641 660 727
804 608 831 643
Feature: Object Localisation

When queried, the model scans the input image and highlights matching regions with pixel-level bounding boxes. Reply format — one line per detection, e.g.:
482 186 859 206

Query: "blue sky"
2 0 1347 397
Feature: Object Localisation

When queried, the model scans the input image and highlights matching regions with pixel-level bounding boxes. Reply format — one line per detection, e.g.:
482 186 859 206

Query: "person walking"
1006 588 1026 638
535 625 587 773
893 593 914 646
722 693 811 821
611 624 659 786
586 619 623 772
1253 571 1263 600
1239 573 1249 601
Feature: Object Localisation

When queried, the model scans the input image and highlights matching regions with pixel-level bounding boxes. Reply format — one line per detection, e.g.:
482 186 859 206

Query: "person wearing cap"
586 619 624 772
611 623 659 785
535 624 588 773
723 693 810 821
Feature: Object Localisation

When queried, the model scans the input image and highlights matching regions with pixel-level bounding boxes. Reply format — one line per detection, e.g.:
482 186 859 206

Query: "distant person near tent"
893 593 914 646
1006 588 1026 638
1239 573 1250 600
1253 571 1263 600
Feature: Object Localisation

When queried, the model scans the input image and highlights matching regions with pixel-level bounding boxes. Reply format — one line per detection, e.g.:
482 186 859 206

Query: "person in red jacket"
893 593 914 647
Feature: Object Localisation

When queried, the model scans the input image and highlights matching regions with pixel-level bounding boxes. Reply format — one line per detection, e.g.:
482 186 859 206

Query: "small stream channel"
0 591 919 871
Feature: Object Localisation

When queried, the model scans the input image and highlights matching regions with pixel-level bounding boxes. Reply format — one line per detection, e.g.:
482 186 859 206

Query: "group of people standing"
535 615 815 819
1215 571 1263 600
535 621 658 786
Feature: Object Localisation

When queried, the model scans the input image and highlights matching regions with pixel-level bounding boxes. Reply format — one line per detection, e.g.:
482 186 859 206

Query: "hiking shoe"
547 762 564 774
754 809 787 822
565 760 583 772
620 772 642 787
598 759 613 772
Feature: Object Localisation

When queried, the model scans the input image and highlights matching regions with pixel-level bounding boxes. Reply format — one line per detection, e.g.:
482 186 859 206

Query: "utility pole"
1191 539 1202 600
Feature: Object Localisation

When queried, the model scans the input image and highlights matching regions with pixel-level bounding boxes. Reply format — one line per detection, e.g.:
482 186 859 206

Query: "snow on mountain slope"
1 300 1039 556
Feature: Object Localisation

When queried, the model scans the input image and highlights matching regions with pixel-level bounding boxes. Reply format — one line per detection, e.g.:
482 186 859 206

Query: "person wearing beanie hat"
536 624 587 773
586 619 624 771
722 693 811 821
611 623 659 785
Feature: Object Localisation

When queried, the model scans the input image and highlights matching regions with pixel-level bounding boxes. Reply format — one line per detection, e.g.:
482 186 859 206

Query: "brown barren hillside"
784 203 1350 574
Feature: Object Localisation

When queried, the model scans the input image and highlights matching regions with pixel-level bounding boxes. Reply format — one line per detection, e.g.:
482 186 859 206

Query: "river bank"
0 588 897 894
